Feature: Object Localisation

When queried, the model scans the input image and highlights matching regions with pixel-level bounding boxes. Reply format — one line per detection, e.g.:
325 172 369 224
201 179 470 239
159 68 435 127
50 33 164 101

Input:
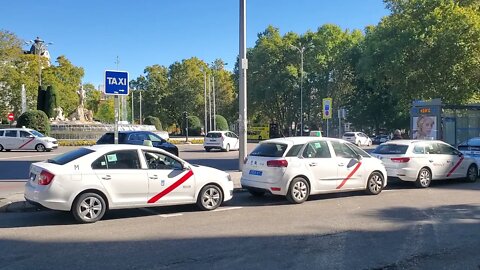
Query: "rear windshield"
372 144 409 155
47 148 95 165
250 143 288 157
343 133 355 137
97 133 127 144
206 132 222 138
458 138 480 149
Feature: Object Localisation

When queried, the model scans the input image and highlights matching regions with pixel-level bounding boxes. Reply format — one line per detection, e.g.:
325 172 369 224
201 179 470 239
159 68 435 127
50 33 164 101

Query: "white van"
0 128 58 152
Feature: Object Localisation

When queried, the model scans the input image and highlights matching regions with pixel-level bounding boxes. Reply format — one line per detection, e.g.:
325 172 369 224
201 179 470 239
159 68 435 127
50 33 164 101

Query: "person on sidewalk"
391 129 403 140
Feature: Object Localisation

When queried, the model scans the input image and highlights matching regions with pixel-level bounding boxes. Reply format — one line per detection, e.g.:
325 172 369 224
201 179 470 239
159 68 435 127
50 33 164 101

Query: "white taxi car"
372 140 478 188
240 137 387 204
203 131 239 152
24 144 234 223
0 128 58 152
342 132 372 146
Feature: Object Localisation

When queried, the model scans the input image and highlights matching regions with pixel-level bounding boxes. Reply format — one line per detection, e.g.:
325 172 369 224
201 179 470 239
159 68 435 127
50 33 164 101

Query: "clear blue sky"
2 0 389 88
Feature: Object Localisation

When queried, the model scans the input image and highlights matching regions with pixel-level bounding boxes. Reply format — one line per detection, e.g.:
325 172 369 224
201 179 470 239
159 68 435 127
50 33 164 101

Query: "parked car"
372 140 478 188
241 137 387 204
24 144 234 223
373 135 390 145
457 137 480 167
97 131 178 156
342 132 372 146
203 131 239 152
0 127 58 152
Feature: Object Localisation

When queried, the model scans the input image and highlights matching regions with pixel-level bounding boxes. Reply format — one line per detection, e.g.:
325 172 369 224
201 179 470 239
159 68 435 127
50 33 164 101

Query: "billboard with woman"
413 115 436 140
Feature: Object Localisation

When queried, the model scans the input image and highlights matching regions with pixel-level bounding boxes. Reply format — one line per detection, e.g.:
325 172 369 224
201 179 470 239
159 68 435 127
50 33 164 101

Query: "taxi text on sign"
104 70 129 96
322 98 333 120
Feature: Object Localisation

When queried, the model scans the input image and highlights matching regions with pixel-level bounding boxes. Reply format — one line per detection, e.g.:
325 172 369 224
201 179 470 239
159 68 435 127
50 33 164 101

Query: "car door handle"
338 163 344 166
309 162 317 167
101 175 111 180
429 160 434 163
446 160 451 163
149 175 158 180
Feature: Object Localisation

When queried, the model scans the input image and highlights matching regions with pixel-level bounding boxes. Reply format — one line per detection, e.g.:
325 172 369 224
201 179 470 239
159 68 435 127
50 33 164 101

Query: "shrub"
45 85 57 118
16 110 51 135
187 115 202 136
144 116 162 130
215 115 229 131
36 86 46 112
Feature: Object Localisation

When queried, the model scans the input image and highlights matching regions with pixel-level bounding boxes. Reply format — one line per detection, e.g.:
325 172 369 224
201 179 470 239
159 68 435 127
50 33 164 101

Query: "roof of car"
87 144 159 151
381 139 446 145
0 127 33 131
262 136 346 145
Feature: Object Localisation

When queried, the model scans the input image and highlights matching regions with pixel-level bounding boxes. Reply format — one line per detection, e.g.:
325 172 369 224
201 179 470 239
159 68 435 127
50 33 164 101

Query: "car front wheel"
35 144 46 152
415 168 432 188
365 172 384 195
72 192 107 223
286 177 310 204
197 184 223 211
465 164 478 182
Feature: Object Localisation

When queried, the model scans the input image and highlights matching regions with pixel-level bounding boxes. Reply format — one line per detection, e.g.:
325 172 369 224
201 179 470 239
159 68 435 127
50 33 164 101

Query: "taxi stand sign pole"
104 70 129 144
322 98 332 137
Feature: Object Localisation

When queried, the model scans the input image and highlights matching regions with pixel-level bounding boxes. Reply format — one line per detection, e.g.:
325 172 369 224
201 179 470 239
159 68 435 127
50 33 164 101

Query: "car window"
347 143 371 158
97 133 127 144
343 133 354 137
373 144 409 154
20 131 31 137
412 144 425 154
285 144 305 157
250 143 288 157
437 143 458 155
206 132 221 138
5 130 17 137
425 143 441 154
92 150 141 170
302 141 331 158
30 130 45 137
331 141 357 158
143 150 182 170
48 148 95 165
147 133 163 142
0 130 3 136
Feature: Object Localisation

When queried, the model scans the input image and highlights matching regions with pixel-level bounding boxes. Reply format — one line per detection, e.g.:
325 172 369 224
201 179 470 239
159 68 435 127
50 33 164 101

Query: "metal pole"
114 95 119 144
131 90 134 124
204 72 208 134
300 48 304 136
239 0 248 170
209 75 212 130
139 90 143 125
213 75 216 130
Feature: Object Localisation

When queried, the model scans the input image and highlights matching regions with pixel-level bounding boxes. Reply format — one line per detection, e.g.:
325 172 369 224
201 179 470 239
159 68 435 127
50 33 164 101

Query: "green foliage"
36 86 46 111
187 115 202 136
45 85 57 118
84 83 101 113
215 115 229 131
144 116 163 130
16 110 51 135
95 98 114 123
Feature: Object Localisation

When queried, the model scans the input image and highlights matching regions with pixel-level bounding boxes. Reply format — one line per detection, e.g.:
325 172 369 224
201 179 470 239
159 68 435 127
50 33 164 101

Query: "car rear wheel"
197 184 223 211
0 144 3 151
247 188 265 197
205 147 211 152
465 164 478 182
365 172 384 195
415 168 432 188
35 144 46 152
72 192 107 223
286 177 310 204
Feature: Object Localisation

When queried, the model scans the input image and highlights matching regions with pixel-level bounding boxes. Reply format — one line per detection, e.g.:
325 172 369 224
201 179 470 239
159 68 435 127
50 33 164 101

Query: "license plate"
249 170 263 176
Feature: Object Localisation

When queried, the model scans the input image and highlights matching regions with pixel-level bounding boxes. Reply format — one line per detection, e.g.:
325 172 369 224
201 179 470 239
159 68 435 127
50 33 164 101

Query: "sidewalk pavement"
0 171 243 213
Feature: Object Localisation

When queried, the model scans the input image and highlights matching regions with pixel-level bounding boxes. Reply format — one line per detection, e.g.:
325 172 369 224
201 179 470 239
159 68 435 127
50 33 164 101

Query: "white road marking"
0 153 58 160
213 206 243 212
159 213 183 218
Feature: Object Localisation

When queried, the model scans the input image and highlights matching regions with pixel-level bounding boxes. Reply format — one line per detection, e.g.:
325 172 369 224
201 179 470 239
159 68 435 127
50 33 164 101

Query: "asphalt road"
0 144 479 269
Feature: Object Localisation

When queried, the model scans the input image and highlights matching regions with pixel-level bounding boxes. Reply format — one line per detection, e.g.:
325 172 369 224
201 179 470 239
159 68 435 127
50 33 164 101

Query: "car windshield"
343 133 355 137
458 138 480 147
372 144 409 154
30 130 45 137
206 132 222 138
250 143 288 157
47 148 95 165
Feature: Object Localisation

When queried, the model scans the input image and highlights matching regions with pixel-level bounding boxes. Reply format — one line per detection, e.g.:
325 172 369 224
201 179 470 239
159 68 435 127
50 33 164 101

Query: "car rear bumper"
240 177 286 195
385 167 418 182
24 181 71 211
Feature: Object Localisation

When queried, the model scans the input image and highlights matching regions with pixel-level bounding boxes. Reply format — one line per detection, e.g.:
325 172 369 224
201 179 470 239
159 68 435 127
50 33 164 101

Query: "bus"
247 126 270 140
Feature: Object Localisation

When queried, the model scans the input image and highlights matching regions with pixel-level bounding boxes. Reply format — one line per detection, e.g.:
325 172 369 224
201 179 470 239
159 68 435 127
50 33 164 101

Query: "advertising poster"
412 115 436 140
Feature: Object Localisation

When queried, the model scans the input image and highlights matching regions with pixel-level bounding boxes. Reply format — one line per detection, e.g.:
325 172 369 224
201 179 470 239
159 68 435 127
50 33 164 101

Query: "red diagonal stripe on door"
446 157 464 177
18 138 35 149
147 170 194 203
336 162 362 189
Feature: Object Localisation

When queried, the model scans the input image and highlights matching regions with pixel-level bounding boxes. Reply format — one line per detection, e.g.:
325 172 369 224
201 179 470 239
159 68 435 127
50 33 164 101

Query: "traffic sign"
104 70 129 95
322 98 332 119
7 112 14 121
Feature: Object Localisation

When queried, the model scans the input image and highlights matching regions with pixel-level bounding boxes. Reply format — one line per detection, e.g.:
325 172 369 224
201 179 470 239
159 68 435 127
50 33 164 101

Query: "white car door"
143 150 195 205
19 130 36 150
4 130 18 149
331 141 365 190
437 143 466 179
229 132 239 150
92 149 149 207
301 141 338 191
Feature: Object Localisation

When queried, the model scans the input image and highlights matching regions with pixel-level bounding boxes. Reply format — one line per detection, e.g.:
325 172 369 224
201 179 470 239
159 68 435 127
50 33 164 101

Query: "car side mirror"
355 154 363 161
458 152 463 157
27 135 35 138
183 163 191 171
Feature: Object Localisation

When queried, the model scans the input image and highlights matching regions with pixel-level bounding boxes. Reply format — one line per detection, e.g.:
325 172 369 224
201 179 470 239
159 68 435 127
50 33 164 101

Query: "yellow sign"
247 126 270 140
322 98 332 119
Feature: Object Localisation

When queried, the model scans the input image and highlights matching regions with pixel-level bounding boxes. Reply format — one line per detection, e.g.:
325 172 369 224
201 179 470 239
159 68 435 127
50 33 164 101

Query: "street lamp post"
202 69 208 134
26 37 53 87
291 44 306 136
131 87 135 124
139 88 143 125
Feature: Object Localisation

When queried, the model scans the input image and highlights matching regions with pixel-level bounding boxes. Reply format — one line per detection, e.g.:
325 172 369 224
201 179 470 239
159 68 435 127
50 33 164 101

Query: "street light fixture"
290 43 307 136
26 37 53 87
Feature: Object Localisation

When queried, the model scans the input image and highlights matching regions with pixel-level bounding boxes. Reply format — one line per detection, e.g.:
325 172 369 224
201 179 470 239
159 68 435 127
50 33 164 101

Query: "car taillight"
267 160 288 167
38 170 55 185
391 157 410 163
